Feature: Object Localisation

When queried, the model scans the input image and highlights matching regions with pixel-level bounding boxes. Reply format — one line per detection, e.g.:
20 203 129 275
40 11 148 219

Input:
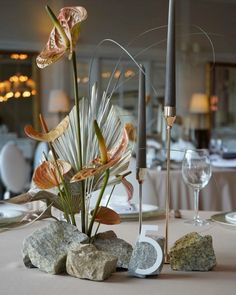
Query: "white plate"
90 199 164 221
0 202 27 224
211 212 236 229
225 212 236 224
211 155 236 168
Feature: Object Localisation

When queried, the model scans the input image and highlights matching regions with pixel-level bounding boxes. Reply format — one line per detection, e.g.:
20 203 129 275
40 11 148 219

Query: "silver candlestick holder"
164 106 176 264
136 167 146 234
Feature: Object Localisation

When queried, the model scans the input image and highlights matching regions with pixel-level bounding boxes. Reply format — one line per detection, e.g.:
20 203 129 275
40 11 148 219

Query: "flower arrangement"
20 5 133 238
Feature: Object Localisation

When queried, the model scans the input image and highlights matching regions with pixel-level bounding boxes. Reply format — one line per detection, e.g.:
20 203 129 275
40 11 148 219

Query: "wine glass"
182 149 212 226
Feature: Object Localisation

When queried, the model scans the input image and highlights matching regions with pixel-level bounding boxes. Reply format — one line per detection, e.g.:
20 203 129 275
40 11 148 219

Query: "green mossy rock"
170 232 216 271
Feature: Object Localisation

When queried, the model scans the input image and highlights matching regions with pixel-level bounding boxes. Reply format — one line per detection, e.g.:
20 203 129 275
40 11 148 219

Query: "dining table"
148 168 236 211
0 210 235 295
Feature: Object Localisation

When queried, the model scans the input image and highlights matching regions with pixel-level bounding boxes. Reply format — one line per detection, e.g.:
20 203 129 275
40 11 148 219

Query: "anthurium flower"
36 6 87 68
70 128 129 183
90 206 120 225
33 160 71 189
24 116 69 142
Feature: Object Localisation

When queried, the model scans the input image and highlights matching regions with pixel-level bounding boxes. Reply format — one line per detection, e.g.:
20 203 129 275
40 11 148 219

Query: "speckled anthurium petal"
120 177 133 201
33 160 71 189
59 7 88 58
24 116 69 142
36 6 87 68
107 128 129 161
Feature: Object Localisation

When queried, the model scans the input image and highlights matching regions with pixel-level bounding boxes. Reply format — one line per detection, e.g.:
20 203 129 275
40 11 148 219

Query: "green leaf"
93 120 108 164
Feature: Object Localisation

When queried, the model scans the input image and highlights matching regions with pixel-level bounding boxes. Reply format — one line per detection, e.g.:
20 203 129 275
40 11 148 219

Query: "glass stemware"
182 149 212 226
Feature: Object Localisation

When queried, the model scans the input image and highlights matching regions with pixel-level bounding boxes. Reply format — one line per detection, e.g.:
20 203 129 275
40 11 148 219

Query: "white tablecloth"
148 168 236 211
0 211 235 295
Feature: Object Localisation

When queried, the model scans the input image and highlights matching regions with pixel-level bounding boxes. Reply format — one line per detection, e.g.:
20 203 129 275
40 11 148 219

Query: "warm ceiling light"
5 92 14 99
26 78 36 88
0 73 36 102
22 91 31 97
19 75 28 82
102 72 111 78
124 69 135 78
14 91 21 98
19 54 28 60
10 53 28 60
9 75 19 82
114 70 121 79
10 53 19 59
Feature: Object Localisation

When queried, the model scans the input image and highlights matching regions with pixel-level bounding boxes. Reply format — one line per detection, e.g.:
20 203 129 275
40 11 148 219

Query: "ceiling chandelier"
0 73 37 102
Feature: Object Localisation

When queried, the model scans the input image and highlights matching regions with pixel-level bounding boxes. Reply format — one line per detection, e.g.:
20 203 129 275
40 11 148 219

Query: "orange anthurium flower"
70 128 129 183
36 6 87 68
91 206 120 225
33 160 71 189
24 116 69 142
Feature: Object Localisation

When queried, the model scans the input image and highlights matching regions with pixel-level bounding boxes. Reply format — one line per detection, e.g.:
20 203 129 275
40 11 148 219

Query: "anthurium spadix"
36 6 87 68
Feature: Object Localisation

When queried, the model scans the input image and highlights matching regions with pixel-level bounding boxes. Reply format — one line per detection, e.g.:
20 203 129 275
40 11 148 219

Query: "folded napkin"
225 212 236 224
100 194 134 214
210 155 236 168
170 139 195 162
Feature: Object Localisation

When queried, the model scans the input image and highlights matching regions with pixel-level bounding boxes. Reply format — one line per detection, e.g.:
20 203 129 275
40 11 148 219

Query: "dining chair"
33 142 49 169
0 141 31 199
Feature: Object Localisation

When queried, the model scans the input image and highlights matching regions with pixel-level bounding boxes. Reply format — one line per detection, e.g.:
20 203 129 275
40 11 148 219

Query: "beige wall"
1 0 236 129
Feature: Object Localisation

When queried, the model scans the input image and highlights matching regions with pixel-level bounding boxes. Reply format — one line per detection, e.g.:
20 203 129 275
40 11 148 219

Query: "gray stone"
93 230 133 269
128 235 164 278
22 221 88 274
170 232 217 271
66 244 117 281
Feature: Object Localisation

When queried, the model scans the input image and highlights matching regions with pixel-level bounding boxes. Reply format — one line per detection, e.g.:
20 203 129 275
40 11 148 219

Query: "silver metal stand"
164 106 176 264
136 168 146 234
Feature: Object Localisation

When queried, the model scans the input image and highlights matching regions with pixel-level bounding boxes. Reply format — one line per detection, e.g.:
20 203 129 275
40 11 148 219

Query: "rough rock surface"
93 230 133 269
128 235 164 277
170 232 216 271
22 221 88 274
66 244 117 281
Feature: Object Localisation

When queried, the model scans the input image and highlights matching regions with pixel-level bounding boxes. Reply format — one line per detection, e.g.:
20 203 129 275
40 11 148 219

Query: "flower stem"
72 50 85 233
93 184 116 238
70 213 77 226
87 169 110 238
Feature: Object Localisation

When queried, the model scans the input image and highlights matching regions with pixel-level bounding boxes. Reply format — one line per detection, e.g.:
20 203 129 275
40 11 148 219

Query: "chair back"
0 141 30 195
33 142 49 169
